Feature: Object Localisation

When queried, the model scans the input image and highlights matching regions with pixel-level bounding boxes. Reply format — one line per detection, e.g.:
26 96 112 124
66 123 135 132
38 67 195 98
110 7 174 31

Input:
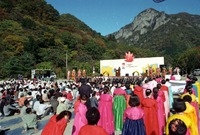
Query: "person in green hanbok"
113 84 127 131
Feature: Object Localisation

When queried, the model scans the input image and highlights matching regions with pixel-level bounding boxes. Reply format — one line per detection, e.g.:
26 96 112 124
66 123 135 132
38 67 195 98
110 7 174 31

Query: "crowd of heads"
0 73 199 135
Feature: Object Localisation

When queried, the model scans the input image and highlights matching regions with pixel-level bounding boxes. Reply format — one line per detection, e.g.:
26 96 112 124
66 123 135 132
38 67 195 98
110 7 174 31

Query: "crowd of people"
0 75 199 135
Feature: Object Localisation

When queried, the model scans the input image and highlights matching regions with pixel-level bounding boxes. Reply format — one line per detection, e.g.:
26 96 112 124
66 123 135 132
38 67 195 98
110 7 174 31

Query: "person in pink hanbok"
72 94 88 135
153 87 166 135
122 94 146 135
98 86 114 135
160 79 170 120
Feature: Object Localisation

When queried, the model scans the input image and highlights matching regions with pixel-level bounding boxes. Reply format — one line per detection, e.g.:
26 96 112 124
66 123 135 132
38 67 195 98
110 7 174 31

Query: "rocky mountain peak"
134 8 170 32
112 8 170 42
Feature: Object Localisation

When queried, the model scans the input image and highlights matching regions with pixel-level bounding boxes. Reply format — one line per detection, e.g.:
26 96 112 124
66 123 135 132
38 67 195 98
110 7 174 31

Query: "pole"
66 52 68 79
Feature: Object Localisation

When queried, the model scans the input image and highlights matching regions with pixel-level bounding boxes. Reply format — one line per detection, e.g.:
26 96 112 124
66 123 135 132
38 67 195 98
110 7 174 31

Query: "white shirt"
33 101 40 112
32 91 40 99
110 86 116 96
36 103 51 115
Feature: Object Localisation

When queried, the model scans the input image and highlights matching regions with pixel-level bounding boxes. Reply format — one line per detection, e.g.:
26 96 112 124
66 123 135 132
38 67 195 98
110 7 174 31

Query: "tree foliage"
3 52 35 77
0 1 199 78
176 47 200 73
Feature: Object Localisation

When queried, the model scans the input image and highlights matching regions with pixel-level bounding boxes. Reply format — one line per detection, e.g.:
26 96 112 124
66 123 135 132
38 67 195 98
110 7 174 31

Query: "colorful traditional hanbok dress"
122 106 146 135
113 88 127 131
72 103 87 135
166 113 195 135
141 97 159 135
156 90 166 135
160 85 170 120
98 93 114 134
41 115 68 135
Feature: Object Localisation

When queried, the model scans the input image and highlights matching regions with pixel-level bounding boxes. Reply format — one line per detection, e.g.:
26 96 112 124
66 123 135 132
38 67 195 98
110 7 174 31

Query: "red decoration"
124 51 134 62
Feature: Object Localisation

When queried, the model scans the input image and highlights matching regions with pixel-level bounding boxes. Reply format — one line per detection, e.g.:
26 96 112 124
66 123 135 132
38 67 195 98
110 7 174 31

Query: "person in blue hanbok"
122 94 146 135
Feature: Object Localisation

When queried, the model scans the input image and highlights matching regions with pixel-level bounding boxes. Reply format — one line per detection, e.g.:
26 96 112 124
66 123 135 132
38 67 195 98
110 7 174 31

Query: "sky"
46 0 200 36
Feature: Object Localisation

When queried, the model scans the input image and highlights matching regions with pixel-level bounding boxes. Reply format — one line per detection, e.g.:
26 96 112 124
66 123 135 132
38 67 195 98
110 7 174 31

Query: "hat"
60 97 66 102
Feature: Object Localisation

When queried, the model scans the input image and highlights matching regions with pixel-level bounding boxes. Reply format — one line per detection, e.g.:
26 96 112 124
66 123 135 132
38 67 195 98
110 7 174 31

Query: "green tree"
176 47 200 73
36 62 54 69
3 34 27 54
82 40 105 60
21 16 36 29
3 52 35 77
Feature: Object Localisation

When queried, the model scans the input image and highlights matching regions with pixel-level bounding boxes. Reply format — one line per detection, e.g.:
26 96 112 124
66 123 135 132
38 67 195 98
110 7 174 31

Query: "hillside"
0 0 109 78
0 1 199 78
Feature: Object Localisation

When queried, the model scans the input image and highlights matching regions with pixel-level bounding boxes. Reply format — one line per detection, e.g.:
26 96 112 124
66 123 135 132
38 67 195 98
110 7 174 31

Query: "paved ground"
0 113 53 135
0 109 121 135
0 108 74 135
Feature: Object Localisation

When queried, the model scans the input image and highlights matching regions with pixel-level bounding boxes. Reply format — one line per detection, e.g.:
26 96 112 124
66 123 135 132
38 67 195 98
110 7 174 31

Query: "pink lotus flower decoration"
124 51 134 62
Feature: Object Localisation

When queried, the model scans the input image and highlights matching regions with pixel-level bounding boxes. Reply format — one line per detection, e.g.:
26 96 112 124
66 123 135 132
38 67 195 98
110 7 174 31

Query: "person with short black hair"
90 91 98 108
79 107 108 135
72 94 88 135
122 94 146 135
3 100 20 117
152 87 166 135
181 95 199 135
113 85 127 131
42 90 49 102
181 85 199 121
133 80 144 103
41 110 72 135
166 98 197 135
20 99 30 121
192 76 200 104
160 79 170 121
78 80 92 109
168 119 187 135
183 84 195 95
141 89 159 135
22 108 38 133
78 78 92 98
98 86 114 135
56 97 68 115
36 99 52 119
49 95 59 114
181 85 197 102
125 83 132 95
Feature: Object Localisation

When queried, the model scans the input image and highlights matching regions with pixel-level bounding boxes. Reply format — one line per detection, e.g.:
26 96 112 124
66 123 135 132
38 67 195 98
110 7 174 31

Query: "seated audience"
3 100 19 116
22 108 38 133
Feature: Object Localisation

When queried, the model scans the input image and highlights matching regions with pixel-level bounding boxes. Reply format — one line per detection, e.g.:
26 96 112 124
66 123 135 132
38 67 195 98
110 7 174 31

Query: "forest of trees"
0 0 199 79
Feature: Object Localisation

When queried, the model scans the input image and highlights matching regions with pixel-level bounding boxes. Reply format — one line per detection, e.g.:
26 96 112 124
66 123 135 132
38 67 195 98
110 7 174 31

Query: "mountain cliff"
109 8 200 56
113 8 170 40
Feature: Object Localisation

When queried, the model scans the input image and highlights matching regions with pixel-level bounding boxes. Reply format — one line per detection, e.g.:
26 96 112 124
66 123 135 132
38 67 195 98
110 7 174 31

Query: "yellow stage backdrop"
100 57 164 76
